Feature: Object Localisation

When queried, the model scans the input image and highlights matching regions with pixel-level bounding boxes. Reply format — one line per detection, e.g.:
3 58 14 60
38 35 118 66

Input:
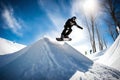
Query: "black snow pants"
61 25 72 38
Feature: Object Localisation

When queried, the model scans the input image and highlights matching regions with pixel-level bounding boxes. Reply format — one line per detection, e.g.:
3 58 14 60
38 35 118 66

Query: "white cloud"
2 5 23 36
47 13 66 30
38 0 66 30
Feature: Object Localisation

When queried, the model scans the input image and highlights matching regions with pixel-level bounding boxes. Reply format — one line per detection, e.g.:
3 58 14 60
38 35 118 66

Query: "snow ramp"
0 38 93 80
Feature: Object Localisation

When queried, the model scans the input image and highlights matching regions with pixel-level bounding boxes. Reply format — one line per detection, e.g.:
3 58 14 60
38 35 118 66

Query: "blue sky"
0 0 72 44
0 0 65 44
0 0 114 53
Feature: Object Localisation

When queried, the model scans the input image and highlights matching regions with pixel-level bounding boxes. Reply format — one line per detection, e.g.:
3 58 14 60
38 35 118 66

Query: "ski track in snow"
70 63 120 80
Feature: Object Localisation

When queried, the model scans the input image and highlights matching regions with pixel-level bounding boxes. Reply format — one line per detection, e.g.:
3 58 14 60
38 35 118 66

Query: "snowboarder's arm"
77 25 83 29
74 21 83 29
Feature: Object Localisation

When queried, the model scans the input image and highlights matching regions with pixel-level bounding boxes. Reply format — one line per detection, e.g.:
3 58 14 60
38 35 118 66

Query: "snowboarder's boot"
61 35 65 39
64 35 69 38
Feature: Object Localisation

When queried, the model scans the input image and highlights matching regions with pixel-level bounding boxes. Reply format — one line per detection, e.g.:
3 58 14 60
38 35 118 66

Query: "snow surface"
86 49 107 61
0 38 93 80
97 35 120 71
70 35 120 80
70 63 120 80
0 38 26 55
0 37 120 80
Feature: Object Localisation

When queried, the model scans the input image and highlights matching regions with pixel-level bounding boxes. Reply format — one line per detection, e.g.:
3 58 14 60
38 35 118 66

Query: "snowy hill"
86 49 107 61
97 35 120 71
0 38 93 80
70 63 120 80
70 35 120 80
0 38 26 55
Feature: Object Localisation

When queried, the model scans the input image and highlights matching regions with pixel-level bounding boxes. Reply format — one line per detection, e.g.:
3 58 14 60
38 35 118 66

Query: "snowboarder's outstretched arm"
77 25 83 29
74 22 83 29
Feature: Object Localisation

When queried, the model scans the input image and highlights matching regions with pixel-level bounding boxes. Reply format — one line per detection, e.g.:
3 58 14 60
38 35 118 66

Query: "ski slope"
70 63 120 80
97 35 120 71
0 38 93 80
86 49 107 61
0 37 120 80
0 38 26 55
70 35 120 80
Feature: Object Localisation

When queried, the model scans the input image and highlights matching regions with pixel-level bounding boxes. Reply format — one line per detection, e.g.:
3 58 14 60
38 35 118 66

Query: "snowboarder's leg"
65 28 72 38
61 27 67 38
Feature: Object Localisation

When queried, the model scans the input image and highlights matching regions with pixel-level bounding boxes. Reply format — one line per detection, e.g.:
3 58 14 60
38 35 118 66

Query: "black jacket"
64 18 83 29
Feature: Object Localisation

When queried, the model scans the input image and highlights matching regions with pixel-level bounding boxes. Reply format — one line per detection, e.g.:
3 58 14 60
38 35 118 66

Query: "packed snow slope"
97 35 120 70
70 63 120 80
70 35 120 80
86 49 107 61
0 38 93 80
0 38 26 55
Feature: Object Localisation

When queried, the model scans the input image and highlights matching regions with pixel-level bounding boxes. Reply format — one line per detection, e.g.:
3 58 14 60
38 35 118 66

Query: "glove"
80 27 83 29
78 26 83 29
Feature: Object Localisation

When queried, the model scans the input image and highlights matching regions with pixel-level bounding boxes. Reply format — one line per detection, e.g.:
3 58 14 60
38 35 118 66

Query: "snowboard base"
56 38 72 41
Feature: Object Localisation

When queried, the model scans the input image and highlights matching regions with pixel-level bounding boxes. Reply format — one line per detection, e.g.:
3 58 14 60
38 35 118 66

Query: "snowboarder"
61 16 83 38
56 16 83 41
85 51 87 55
90 50 92 54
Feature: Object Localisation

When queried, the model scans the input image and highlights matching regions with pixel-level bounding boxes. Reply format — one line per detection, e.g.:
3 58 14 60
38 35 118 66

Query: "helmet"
72 16 76 19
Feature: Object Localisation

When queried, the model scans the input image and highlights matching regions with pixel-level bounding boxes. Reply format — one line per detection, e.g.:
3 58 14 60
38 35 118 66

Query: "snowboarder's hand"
78 26 83 29
80 27 83 29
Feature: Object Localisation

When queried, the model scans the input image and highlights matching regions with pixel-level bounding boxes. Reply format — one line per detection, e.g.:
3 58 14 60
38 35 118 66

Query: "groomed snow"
70 63 120 80
0 38 26 55
0 37 120 80
0 38 93 80
97 35 120 71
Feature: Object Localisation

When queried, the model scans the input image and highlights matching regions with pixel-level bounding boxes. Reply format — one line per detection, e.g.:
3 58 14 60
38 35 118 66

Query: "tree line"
81 0 120 53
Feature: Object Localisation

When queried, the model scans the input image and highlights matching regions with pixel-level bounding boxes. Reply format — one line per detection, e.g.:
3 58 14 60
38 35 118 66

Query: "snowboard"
56 38 72 41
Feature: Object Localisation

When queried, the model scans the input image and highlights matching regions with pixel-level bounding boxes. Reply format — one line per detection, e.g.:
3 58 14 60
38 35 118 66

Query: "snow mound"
97 35 120 70
0 38 26 55
86 49 107 61
70 63 120 80
0 38 93 80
